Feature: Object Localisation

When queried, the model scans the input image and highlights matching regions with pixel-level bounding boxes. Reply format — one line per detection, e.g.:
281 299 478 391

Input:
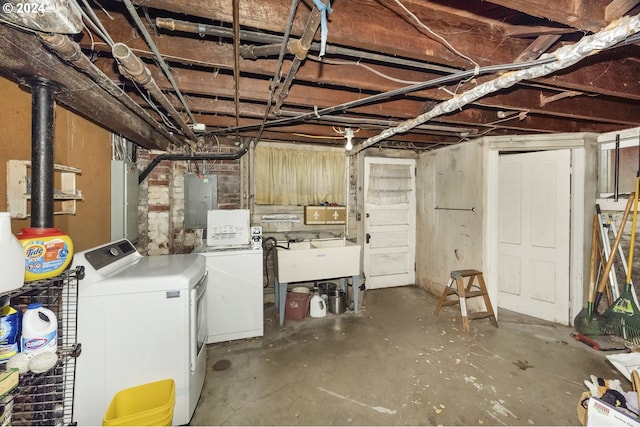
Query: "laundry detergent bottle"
0 305 22 362
310 293 327 318
17 227 73 282
21 302 57 355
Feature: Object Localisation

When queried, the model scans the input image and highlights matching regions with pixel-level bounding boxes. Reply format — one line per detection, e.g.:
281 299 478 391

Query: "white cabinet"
197 248 264 343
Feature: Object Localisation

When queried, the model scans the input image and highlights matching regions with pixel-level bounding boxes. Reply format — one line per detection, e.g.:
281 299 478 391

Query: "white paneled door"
498 150 571 324
363 157 416 289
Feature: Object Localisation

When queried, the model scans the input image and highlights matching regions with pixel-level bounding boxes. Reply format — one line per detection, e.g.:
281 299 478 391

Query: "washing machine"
71 239 207 426
195 209 264 344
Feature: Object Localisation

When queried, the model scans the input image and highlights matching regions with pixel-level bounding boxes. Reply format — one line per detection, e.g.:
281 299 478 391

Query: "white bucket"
21 302 57 355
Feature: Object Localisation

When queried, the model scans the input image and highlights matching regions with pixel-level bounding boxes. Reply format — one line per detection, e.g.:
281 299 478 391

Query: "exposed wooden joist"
485 0 610 32
605 0 640 20
0 24 172 150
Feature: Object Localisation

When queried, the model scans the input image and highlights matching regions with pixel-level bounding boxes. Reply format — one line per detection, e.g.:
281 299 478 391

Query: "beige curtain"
255 145 346 205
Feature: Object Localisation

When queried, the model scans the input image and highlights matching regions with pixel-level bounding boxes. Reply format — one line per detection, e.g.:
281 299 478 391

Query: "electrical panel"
111 160 139 242
185 174 217 229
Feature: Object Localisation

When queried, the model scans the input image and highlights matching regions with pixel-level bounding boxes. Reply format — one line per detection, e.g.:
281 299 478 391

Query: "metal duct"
28 78 57 228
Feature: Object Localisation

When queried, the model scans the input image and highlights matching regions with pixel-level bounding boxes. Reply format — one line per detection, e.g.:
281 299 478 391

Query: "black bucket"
317 281 337 296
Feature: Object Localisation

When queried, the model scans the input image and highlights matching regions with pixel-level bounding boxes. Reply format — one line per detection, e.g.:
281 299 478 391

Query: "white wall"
416 141 485 295
416 133 599 323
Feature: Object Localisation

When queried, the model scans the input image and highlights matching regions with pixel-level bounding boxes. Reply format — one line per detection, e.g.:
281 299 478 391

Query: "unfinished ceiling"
0 0 639 152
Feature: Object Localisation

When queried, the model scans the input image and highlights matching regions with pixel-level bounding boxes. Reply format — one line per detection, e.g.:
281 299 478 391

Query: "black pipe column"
29 78 58 229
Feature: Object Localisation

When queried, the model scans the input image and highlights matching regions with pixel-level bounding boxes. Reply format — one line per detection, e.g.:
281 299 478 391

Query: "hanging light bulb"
344 127 354 151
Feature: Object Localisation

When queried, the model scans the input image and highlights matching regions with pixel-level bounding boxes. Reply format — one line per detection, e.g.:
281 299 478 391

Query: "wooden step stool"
433 269 498 332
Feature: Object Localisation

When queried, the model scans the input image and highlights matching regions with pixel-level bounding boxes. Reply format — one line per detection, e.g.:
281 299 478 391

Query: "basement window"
255 143 346 206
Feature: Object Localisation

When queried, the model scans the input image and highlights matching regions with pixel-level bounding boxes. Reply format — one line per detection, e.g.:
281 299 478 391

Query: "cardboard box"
0 395 12 427
304 206 327 224
325 206 346 224
587 397 640 426
0 369 18 398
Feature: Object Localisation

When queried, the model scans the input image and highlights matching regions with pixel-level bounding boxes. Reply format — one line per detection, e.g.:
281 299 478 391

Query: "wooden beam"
0 25 172 150
513 35 562 62
121 0 529 66
605 0 640 20
485 0 609 32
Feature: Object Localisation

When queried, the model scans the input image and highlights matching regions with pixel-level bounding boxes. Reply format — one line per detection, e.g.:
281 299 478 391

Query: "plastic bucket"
285 292 310 320
102 379 175 426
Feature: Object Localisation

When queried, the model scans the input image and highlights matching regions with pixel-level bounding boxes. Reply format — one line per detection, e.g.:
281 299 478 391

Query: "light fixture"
344 127 354 151
332 126 359 151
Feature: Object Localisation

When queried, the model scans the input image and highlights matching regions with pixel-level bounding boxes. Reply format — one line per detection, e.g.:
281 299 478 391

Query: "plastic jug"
309 293 327 318
0 212 25 293
21 302 57 355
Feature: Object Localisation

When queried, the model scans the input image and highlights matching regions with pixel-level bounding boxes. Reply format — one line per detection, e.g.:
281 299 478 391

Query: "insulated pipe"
112 42 199 145
353 13 640 153
138 142 250 183
39 33 184 149
29 78 56 229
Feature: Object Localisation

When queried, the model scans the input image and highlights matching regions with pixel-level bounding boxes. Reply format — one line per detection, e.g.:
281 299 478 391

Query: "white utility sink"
277 239 361 283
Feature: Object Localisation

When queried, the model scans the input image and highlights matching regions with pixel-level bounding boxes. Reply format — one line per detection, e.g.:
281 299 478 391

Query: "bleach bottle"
21 303 57 355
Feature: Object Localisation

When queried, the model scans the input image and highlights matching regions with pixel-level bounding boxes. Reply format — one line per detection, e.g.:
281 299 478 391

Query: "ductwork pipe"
138 142 250 183
39 33 184 149
112 42 199 145
29 78 56 229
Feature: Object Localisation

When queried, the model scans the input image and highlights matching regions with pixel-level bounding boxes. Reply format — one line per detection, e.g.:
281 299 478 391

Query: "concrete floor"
190 285 630 426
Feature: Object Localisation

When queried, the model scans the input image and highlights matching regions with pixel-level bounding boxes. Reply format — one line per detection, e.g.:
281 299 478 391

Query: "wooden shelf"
6 160 83 219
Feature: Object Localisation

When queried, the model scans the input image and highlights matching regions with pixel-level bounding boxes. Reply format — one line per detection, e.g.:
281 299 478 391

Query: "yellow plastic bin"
102 379 176 426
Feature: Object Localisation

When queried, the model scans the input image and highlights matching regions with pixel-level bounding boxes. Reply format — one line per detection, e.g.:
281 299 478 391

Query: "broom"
599 166 640 341
574 215 603 337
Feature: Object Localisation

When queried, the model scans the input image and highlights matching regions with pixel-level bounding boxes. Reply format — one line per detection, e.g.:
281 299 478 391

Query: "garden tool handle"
595 194 635 294
629 174 640 284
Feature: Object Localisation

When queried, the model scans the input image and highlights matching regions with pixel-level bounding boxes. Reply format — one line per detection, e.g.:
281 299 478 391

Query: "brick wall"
136 143 243 255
